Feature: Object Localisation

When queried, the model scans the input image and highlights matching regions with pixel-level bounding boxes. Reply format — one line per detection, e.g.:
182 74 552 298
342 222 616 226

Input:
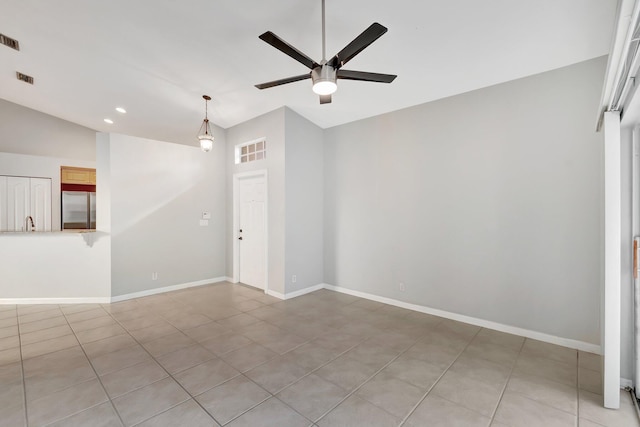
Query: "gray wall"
324 56 606 345
284 108 324 293
104 132 227 297
226 108 286 294
0 98 96 160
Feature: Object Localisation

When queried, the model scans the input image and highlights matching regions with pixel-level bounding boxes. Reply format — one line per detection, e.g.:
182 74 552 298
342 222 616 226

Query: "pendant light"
197 95 214 152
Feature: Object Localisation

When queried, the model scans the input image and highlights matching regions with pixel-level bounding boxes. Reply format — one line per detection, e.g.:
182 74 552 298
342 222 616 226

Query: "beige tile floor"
0 282 638 427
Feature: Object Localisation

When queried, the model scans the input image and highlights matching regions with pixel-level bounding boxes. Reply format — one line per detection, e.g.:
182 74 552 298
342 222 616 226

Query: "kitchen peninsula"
0 230 111 303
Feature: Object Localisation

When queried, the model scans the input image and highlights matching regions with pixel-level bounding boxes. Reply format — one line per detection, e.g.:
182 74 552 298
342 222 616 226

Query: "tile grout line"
187 298 332 426
100 290 301 426
396 325 482 427
302 311 443 423
500 344 584 422
17 311 110 426
179 289 351 425
14 306 29 427
170 289 374 425
302 318 446 425
161 293 392 425
57 305 128 427
156 291 265 427
158 288 324 426
102 299 214 427
485 334 527 425
15 317 67 337
23 304 176 425
229 334 363 426
576 351 581 427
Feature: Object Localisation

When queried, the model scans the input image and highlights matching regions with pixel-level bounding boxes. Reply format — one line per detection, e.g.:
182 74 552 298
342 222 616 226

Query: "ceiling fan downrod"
321 0 327 63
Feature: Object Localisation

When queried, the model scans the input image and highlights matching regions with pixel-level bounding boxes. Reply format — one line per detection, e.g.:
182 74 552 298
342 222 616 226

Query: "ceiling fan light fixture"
312 66 337 95
197 95 214 152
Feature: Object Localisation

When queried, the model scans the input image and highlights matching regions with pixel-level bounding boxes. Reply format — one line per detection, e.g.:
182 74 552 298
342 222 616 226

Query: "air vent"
0 33 20 51
16 72 34 85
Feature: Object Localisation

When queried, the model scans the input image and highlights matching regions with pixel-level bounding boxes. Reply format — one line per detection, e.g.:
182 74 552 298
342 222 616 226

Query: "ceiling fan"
255 0 397 104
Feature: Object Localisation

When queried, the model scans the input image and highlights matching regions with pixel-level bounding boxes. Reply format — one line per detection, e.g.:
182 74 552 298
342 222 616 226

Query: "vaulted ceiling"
0 0 617 145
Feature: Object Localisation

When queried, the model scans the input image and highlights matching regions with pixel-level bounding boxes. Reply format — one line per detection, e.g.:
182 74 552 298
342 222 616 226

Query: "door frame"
633 125 640 400
603 111 621 408
232 169 269 293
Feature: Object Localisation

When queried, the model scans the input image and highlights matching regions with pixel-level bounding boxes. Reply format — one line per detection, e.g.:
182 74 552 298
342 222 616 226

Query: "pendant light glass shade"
197 95 214 152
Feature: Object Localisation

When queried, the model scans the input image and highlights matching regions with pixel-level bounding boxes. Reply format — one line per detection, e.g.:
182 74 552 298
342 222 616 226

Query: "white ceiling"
0 0 617 146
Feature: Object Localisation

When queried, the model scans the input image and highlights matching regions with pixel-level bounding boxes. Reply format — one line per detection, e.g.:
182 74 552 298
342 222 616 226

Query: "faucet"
26 216 35 232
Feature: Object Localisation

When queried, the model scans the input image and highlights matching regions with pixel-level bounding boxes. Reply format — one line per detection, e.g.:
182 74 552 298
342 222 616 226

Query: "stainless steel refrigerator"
62 191 96 230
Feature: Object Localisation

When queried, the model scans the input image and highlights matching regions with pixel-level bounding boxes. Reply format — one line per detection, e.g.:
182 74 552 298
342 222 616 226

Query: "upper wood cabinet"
61 166 96 185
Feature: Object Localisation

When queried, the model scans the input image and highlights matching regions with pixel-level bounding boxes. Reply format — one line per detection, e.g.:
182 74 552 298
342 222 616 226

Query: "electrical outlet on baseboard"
292 275 297 283
152 272 158 281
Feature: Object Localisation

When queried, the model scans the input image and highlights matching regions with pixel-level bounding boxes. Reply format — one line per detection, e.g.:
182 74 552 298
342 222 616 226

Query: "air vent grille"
0 33 20 51
16 72 34 85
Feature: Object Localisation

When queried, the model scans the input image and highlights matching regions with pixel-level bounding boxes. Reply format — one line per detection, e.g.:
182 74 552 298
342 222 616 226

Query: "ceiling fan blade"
259 31 320 70
337 69 397 83
319 94 332 104
255 73 311 90
329 22 388 68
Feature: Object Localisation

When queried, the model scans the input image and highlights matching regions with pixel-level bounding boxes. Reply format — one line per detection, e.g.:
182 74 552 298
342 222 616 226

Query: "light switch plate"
202 212 211 219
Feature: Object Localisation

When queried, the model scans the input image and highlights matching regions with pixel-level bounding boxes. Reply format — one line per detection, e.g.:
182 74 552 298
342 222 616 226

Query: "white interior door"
7 176 29 231
238 175 266 289
30 178 52 232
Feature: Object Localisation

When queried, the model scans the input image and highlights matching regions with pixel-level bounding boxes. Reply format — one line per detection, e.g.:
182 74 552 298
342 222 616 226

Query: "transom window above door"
235 138 266 164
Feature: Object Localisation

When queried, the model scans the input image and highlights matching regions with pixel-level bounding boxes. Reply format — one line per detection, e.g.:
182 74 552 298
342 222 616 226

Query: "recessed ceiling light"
104 118 114 124
115 107 126 114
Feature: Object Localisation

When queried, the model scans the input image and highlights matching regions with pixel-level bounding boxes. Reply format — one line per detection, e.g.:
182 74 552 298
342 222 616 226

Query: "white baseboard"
284 284 326 300
110 277 228 303
0 297 112 305
323 283 602 354
620 378 633 389
266 289 286 300
266 283 325 300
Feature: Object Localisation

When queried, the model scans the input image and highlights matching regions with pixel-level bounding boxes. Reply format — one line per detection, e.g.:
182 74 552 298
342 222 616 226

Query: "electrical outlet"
399 282 405 292
292 275 297 283
152 272 158 281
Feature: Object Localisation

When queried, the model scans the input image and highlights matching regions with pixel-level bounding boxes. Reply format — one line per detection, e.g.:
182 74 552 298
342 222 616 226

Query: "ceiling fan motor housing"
311 65 337 95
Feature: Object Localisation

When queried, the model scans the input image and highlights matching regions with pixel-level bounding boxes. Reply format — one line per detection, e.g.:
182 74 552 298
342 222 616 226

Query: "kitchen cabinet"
30 178 52 231
0 176 52 232
6 176 29 232
61 166 96 185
